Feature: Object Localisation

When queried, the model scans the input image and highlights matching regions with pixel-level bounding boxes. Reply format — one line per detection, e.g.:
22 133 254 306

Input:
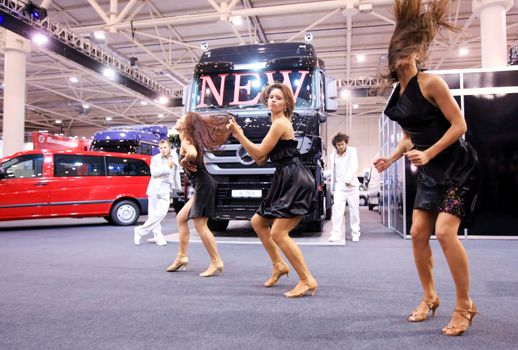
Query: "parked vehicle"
366 166 380 211
0 150 151 225
90 125 168 156
175 42 337 231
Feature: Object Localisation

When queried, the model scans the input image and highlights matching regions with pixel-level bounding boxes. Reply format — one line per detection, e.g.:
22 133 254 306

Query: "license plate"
231 189 262 198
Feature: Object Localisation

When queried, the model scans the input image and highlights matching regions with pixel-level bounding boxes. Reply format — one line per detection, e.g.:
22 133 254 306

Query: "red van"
0 150 151 225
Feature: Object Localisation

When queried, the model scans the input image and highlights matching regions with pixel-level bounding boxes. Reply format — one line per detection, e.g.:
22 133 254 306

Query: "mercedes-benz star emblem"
236 145 255 165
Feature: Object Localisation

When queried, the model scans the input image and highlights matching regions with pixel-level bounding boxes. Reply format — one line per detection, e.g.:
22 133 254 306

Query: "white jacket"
146 151 180 196
329 146 360 192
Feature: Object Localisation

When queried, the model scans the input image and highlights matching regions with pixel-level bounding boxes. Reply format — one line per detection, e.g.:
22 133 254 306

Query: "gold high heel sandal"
199 261 224 277
283 278 318 298
166 255 189 272
408 297 440 322
264 262 290 287
442 302 479 336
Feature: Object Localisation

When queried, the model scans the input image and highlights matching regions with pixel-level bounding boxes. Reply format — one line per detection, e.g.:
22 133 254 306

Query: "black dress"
384 73 480 228
257 139 317 218
181 155 217 219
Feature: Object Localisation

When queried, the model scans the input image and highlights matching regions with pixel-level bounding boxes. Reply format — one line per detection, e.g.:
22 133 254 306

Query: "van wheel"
208 219 229 231
110 200 140 226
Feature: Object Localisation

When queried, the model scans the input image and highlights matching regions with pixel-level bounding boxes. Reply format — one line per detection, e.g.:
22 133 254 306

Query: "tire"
359 196 367 206
368 204 374 211
207 219 229 231
110 200 140 226
305 220 323 232
172 198 185 214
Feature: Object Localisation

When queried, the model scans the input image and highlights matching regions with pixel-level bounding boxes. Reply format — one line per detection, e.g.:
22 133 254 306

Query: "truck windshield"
191 70 313 111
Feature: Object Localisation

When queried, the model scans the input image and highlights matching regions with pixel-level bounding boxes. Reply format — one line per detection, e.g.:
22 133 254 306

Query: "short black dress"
181 155 217 219
257 139 317 218
384 73 480 228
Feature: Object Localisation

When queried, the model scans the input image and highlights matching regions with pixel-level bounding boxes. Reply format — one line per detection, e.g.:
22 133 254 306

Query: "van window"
1 154 44 178
106 157 150 176
54 155 105 177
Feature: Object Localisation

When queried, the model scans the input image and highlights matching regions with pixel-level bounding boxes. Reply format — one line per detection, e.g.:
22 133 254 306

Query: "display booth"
379 67 518 238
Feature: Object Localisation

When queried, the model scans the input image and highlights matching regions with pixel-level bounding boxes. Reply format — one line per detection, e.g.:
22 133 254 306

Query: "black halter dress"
181 155 217 219
257 139 317 218
384 73 480 228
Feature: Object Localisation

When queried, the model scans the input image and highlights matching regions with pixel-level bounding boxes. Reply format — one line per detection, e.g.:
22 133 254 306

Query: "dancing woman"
374 0 480 336
227 83 318 297
166 112 231 277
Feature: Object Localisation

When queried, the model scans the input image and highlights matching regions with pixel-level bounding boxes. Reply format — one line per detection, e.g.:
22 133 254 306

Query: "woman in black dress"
374 0 480 336
227 83 318 297
166 112 230 277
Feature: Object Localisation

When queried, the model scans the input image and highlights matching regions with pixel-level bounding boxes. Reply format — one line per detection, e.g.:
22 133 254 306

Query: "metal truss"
0 0 174 98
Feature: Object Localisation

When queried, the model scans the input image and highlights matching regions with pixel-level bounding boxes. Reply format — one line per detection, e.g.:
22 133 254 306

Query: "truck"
177 42 337 231
90 125 168 156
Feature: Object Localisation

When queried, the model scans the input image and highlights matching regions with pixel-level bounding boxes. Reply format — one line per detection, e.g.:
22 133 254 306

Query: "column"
2 30 30 156
474 0 513 68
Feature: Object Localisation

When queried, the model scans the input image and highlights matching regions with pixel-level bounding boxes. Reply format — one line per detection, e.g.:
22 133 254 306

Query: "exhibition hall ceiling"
0 0 517 133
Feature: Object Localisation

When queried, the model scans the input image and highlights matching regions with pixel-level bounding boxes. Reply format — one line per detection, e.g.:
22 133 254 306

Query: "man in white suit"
134 139 180 246
328 133 361 243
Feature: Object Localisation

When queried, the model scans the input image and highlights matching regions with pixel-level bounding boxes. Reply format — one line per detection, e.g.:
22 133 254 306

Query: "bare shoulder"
419 72 448 91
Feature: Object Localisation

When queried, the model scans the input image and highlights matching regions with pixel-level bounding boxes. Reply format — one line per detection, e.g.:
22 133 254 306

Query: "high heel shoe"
408 297 440 322
283 278 318 298
264 262 290 287
166 255 189 272
442 302 479 336
199 261 224 277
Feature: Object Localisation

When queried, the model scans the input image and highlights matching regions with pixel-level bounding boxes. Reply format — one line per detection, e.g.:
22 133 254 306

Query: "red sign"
32 132 89 151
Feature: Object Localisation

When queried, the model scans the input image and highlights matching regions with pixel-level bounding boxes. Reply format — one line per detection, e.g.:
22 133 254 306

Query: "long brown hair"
384 0 460 85
175 112 231 161
260 83 295 120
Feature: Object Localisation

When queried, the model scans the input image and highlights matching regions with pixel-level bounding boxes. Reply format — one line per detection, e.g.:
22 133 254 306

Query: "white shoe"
146 238 157 243
134 227 142 245
155 234 167 246
352 234 360 242
328 235 341 242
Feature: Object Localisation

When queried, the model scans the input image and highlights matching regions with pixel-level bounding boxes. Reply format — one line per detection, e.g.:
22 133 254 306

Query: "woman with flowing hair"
374 0 480 336
166 112 231 277
227 83 318 298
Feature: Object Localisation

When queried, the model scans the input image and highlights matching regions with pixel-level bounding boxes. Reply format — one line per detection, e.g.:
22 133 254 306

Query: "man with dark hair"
328 132 361 243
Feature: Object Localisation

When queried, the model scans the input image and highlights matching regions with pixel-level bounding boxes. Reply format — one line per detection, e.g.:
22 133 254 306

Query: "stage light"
32 33 48 46
23 2 48 21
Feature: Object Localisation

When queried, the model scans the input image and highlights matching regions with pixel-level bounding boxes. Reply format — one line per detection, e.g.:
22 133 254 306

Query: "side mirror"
0 167 6 180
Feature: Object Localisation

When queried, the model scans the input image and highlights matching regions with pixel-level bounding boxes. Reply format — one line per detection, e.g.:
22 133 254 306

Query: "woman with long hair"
166 112 231 277
374 0 480 336
227 83 318 297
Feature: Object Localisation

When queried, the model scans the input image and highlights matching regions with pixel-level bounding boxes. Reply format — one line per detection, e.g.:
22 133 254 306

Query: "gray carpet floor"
1 211 517 350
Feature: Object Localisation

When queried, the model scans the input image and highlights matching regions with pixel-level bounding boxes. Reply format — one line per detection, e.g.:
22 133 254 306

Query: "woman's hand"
373 157 392 172
180 157 197 172
227 117 243 136
405 150 430 166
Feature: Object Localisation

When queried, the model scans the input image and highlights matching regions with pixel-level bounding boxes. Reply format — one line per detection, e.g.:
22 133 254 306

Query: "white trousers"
330 183 361 238
137 192 170 238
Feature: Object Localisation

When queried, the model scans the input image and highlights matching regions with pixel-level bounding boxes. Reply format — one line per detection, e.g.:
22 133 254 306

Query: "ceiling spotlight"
69 76 79 83
230 16 243 26
93 31 106 41
140 101 148 106
356 54 366 63
459 47 469 56
340 89 351 99
158 96 169 105
102 68 115 79
23 1 48 21
82 103 90 109
55 119 62 124
304 32 313 43
158 114 164 118
353 104 359 109
32 33 48 46
200 42 209 50
106 117 112 121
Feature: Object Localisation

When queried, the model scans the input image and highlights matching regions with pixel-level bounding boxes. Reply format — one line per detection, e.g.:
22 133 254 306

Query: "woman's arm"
406 73 467 166
373 132 413 172
179 138 198 172
228 118 288 166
